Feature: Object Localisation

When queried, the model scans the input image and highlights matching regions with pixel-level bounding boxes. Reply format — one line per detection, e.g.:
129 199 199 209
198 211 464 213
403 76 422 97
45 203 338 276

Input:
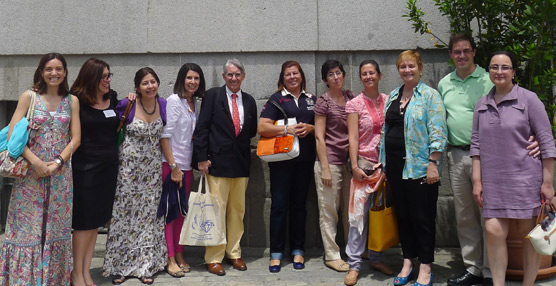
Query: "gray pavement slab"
2 233 556 285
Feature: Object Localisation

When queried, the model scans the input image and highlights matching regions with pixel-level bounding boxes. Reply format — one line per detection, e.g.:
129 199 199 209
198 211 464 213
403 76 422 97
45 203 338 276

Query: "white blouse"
161 93 198 170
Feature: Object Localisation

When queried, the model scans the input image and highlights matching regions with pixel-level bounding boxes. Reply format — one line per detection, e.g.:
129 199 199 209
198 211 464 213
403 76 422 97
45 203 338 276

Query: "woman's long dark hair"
32 53 69 96
134 67 161 97
70 58 110 106
173 63 206 99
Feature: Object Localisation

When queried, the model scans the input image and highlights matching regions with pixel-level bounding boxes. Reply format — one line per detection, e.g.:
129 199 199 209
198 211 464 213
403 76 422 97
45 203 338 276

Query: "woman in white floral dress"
103 67 167 285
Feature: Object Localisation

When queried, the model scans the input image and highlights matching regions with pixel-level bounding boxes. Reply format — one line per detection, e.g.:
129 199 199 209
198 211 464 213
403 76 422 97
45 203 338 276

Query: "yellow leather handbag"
368 181 400 252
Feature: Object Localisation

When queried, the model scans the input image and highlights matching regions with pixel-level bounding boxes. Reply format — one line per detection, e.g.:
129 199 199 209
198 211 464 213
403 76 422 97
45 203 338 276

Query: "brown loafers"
207 263 226 276
344 270 359 286
229 258 247 271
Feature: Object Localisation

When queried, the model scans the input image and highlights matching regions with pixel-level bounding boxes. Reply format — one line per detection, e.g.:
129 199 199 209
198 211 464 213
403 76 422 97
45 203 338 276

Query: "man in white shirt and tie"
193 58 258 276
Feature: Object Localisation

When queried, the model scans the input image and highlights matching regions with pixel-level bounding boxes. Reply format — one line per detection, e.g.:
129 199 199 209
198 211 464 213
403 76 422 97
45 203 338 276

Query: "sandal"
167 267 186 278
179 262 191 272
140 276 154 285
111 275 126 285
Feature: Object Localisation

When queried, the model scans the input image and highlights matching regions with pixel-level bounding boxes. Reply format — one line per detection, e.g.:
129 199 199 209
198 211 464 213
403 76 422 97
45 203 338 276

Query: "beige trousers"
447 146 491 277
204 175 249 264
314 162 350 261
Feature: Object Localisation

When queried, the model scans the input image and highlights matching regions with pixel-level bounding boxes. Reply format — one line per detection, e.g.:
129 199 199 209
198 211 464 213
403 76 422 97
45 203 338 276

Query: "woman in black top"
382 50 447 286
258 60 316 273
70 58 119 286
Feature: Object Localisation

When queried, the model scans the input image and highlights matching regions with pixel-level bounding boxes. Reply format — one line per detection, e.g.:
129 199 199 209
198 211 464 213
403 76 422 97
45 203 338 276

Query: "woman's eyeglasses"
102 73 114 81
488 65 513 72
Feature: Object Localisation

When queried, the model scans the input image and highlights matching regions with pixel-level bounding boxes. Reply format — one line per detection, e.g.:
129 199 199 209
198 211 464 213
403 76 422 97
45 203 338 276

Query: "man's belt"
449 144 471 151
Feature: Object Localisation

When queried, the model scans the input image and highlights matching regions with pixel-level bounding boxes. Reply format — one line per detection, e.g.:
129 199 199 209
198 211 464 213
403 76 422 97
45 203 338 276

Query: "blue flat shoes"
393 268 414 286
269 264 281 273
293 261 305 269
269 259 281 273
414 272 433 286
292 255 305 269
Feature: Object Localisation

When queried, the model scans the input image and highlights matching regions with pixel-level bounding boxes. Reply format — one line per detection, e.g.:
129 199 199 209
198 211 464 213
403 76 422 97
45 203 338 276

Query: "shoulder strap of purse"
346 90 355 100
26 90 37 121
268 99 288 121
117 99 135 132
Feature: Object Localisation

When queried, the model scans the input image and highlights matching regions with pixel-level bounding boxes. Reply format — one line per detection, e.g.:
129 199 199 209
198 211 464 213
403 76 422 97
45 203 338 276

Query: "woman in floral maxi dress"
103 67 167 285
0 53 81 286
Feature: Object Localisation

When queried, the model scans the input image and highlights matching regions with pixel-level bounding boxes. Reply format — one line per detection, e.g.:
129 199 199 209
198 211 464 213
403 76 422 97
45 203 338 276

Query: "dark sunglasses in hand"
541 211 555 231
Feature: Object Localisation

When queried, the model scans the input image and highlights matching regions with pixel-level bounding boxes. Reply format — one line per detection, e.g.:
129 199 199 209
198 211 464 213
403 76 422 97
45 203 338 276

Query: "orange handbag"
257 100 299 162
257 135 295 156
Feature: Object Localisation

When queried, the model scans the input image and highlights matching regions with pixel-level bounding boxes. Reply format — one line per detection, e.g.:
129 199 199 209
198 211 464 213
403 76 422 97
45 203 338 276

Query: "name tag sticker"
104 110 116 118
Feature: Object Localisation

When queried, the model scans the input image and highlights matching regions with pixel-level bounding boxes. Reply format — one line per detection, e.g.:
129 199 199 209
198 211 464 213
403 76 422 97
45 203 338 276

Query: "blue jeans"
268 160 313 259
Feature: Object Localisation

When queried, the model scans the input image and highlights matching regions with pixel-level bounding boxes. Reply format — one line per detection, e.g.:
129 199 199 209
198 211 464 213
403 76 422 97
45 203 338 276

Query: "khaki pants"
204 175 249 264
447 146 490 277
314 162 350 261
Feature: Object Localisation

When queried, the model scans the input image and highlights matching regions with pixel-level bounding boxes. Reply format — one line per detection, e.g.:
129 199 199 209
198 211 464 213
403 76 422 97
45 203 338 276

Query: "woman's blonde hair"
396 50 423 71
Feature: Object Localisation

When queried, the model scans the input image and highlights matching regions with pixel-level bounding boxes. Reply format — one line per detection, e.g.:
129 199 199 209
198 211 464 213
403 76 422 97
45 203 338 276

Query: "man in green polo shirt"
438 34 493 286
439 34 540 286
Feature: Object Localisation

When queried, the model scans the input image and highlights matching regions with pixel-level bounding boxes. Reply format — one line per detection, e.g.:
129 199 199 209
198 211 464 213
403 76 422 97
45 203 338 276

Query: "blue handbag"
0 90 36 177
0 117 29 158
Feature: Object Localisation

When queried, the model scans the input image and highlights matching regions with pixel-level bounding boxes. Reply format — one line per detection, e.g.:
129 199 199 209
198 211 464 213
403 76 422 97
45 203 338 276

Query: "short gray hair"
223 58 245 74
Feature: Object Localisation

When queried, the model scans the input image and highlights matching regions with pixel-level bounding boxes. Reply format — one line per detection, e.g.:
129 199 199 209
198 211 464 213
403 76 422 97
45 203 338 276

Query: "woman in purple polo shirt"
258 60 316 273
470 51 556 286
313 59 353 273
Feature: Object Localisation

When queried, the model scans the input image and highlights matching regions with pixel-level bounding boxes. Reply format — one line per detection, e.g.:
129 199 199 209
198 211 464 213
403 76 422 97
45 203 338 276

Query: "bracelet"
54 156 63 166
57 155 65 165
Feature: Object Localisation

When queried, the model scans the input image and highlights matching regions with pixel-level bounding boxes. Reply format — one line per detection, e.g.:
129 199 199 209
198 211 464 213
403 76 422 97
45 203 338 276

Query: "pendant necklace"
184 96 196 129
399 91 412 115
140 97 157 115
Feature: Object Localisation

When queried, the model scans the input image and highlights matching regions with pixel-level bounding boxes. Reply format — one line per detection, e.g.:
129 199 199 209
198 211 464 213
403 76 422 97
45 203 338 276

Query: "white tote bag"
526 202 556 255
179 175 226 246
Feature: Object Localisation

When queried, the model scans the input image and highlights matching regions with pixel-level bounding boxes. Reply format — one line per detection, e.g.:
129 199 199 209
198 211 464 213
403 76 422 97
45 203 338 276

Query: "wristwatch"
54 157 63 166
170 163 178 170
428 159 439 165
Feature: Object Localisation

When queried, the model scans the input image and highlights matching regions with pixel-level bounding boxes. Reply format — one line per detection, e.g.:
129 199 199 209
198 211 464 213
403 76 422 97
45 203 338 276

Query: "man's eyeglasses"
225 72 243 79
451 49 473 56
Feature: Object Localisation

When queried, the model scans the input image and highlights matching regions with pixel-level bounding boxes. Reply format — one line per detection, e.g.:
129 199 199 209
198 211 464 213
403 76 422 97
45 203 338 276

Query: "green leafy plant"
404 0 556 130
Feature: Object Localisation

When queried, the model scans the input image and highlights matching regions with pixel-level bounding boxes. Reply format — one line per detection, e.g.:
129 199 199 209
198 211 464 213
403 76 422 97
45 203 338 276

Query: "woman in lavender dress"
470 51 556 286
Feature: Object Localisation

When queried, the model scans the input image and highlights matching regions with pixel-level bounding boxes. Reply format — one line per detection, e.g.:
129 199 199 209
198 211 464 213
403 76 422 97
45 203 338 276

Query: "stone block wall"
0 0 469 248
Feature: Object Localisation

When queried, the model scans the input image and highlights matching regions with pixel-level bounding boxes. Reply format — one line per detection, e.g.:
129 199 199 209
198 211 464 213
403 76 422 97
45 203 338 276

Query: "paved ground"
2 233 556 285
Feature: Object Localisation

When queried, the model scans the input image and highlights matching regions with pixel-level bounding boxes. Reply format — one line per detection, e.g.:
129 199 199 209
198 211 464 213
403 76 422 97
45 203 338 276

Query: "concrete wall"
0 1 462 248
0 0 451 101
